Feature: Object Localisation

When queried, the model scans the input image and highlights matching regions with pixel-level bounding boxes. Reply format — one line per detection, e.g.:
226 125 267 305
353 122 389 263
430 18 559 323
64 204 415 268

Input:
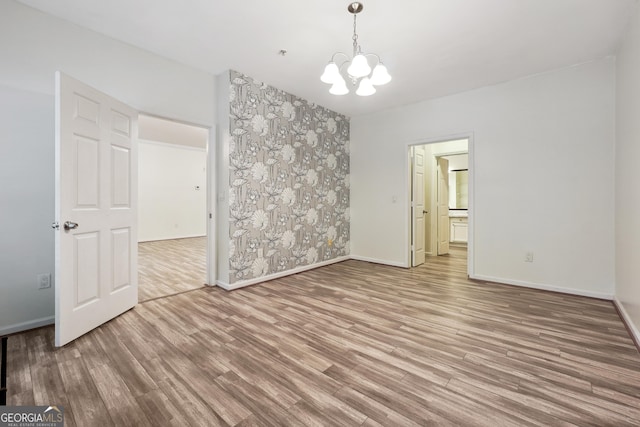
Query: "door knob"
423 210 429 214
63 221 79 231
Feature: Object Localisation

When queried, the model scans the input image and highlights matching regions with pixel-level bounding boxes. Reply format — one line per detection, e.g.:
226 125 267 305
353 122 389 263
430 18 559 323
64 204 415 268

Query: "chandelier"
320 2 392 96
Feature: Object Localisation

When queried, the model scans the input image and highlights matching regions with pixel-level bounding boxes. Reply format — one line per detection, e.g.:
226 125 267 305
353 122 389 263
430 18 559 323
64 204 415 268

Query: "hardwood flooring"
7 246 640 426
138 237 206 302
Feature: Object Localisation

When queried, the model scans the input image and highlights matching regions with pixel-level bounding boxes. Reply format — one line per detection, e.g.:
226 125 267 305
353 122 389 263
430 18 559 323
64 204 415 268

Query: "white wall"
138 141 207 242
0 0 217 333
351 58 616 298
0 85 55 334
615 3 640 340
0 1 215 125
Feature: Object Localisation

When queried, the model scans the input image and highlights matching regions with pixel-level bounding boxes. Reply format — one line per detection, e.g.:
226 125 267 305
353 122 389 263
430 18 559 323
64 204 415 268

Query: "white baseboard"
214 255 615 305
0 316 54 336
349 255 408 268
217 256 351 291
138 234 206 243
614 297 640 348
470 274 614 300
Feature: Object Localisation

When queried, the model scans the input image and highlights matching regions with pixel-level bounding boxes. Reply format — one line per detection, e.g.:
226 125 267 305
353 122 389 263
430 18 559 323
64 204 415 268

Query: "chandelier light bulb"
329 77 350 95
356 77 376 96
320 62 340 84
370 63 391 85
347 54 371 78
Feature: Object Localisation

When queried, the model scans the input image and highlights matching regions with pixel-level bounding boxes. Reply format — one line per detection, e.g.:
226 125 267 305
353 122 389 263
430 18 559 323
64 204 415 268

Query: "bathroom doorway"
409 138 469 267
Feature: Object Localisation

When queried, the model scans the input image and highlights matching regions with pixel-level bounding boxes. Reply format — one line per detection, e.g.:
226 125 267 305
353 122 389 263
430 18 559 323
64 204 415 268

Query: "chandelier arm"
362 52 382 64
336 59 351 71
330 52 350 63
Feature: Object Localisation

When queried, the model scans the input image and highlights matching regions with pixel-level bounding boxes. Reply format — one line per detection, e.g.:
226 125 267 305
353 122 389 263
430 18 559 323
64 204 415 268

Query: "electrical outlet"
37 273 51 289
525 252 534 263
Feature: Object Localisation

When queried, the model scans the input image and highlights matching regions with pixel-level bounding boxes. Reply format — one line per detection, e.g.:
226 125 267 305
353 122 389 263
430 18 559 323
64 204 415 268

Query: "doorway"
137 114 210 302
54 74 217 346
409 138 470 270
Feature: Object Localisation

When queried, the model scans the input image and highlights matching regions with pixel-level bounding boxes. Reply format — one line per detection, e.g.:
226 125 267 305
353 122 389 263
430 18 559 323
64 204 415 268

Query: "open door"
55 72 138 347
411 146 426 266
437 157 450 255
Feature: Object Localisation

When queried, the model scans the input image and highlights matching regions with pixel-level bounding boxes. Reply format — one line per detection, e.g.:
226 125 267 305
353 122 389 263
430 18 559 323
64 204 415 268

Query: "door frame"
404 133 474 277
410 145 427 266
137 113 217 287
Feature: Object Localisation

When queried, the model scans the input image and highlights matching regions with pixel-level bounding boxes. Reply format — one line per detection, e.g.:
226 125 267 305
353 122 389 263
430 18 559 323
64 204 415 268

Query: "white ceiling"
17 0 637 117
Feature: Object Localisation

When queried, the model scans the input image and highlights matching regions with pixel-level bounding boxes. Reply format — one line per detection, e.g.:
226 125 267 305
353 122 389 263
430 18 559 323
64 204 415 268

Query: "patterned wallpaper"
227 70 350 283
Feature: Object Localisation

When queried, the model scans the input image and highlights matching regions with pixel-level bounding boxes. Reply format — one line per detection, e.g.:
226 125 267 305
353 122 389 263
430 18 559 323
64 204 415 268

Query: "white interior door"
411 146 426 266
437 157 450 255
55 72 138 347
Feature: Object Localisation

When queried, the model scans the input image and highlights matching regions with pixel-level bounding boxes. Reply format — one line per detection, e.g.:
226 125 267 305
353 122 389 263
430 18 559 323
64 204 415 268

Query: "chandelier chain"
352 14 359 56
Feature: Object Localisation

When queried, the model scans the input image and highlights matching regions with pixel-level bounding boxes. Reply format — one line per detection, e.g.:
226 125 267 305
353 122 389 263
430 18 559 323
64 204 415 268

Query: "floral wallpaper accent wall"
227 70 350 284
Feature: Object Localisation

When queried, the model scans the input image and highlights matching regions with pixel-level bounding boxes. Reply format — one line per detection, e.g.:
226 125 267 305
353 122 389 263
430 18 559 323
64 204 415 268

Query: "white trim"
216 256 351 291
206 124 217 287
614 297 640 346
138 111 213 130
0 316 54 336
215 281 232 290
138 233 206 243
350 255 408 268
138 138 207 152
467 135 475 278
470 274 614 300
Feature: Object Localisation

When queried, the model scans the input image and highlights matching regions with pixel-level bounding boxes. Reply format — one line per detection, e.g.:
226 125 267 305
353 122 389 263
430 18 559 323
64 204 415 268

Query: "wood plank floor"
7 246 640 426
138 237 206 302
